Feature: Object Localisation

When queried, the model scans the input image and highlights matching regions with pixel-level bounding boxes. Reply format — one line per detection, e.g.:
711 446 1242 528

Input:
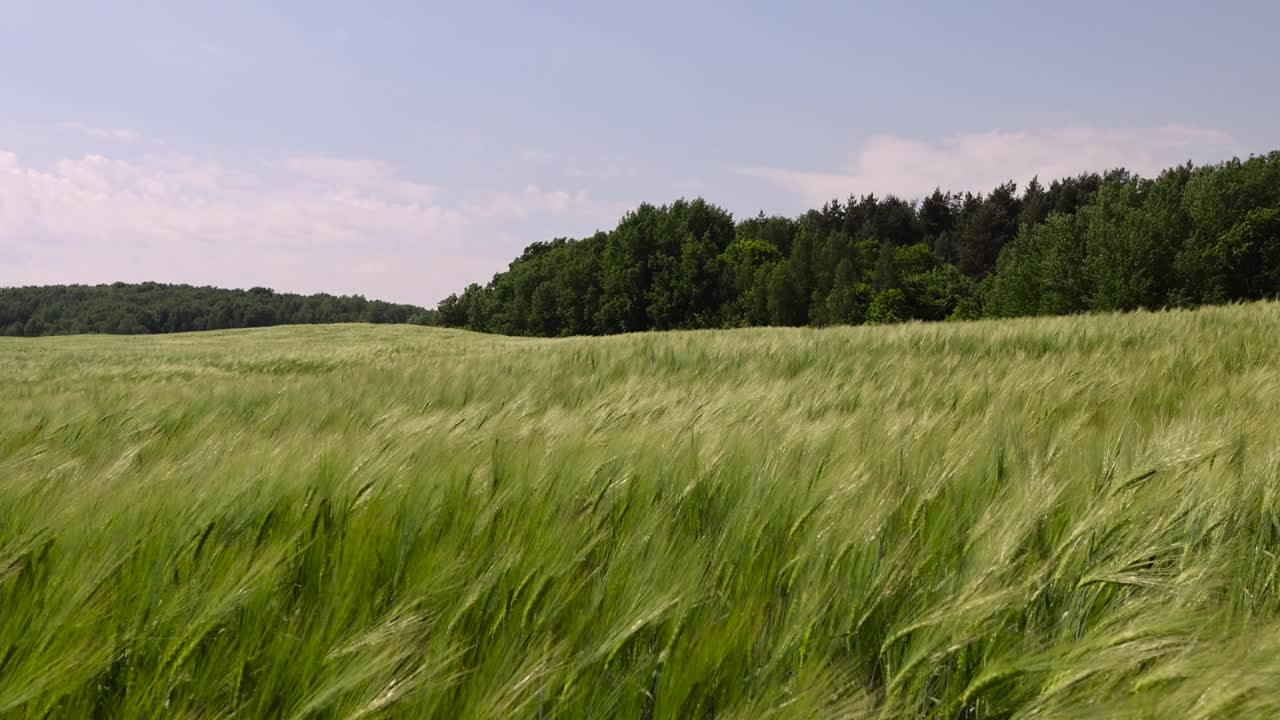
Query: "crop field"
2 303 1280 718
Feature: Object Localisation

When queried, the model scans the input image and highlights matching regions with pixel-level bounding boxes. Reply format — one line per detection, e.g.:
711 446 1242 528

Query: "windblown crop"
2 303 1279 718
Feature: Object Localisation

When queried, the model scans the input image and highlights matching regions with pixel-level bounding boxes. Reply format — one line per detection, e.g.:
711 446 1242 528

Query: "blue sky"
2 0 1277 305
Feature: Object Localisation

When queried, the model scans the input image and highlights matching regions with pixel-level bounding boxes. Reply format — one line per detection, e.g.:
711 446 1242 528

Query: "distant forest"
0 283 435 337
6 153 1278 339
438 152 1280 335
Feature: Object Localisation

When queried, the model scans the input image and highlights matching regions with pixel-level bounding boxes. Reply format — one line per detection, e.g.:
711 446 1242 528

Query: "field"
2 303 1280 718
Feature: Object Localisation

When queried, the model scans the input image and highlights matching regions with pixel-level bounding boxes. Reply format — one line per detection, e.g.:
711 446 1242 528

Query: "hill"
2 304 1279 717
0 282 435 337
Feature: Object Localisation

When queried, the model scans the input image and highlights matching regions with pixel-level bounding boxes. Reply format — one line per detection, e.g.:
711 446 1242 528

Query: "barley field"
2 303 1279 718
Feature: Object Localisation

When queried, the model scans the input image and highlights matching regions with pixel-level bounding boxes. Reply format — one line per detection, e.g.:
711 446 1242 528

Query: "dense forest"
0 283 435 337
438 152 1280 335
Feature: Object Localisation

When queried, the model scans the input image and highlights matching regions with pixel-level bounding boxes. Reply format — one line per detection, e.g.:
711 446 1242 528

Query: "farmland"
2 303 1279 718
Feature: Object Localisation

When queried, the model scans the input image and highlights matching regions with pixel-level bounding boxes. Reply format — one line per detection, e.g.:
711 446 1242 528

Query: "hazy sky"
2 1 1277 306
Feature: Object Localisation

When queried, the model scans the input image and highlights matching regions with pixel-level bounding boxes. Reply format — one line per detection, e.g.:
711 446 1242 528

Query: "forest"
438 152 1280 335
0 283 435 337
6 153 1277 340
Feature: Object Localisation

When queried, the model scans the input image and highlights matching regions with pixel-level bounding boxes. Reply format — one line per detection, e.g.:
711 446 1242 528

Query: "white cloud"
279 155 390 184
386 181 440 205
520 149 556 163
57 121 141 143
277 155 438 204
469 184 593 221
0 150 604 304
741 125 1242 203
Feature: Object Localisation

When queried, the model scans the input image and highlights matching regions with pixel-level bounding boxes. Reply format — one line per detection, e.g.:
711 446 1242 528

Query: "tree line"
437 152 1280 335
0 283 435 337
7 153 1276 339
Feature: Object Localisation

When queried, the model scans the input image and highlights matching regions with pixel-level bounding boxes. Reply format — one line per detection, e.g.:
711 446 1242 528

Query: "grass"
2 303 1279 718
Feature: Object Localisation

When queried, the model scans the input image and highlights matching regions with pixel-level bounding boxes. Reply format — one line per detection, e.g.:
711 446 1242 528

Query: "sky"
2 0 1277 307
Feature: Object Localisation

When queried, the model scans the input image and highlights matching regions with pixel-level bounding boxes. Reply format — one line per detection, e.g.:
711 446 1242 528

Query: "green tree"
1080 175 1164 312
1177 153 1280 303
919 189 958 249
985 212 1087 317
767 260 806 326
437 292 471 327
905 265 977 321
1201 207 1280 301
955 182 1021 279
1018 176 1051 229
866 289 907 325
871 241 900 290
529 283 559 336
823 259 871 325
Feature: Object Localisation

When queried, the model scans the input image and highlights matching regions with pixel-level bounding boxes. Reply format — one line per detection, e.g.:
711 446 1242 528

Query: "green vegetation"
440 152 1280 336
0 283 435 337
3 302 1280 717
